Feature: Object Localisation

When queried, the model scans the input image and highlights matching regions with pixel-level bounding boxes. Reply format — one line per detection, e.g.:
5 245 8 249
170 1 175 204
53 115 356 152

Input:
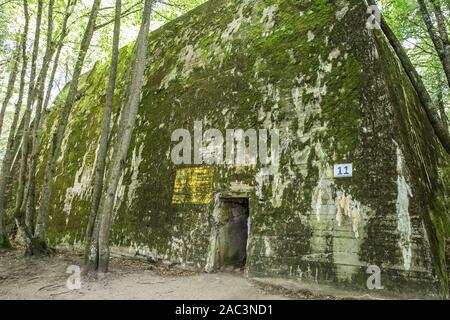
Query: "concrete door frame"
205 192 250 272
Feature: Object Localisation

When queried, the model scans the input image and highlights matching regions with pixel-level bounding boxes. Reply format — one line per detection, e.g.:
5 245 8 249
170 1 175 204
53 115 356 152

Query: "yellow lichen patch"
172 167 214 204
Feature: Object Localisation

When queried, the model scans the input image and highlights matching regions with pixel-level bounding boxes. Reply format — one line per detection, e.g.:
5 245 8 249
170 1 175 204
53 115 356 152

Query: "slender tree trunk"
437 87 449 133
39 2 74 131
0 0 29 249
95 0 153 274
367 1 450 154
22 0 56 235
85 0 122 264
86 37 136 271
430 0 450 88
35 0 102 249
0 40 21 137
417 0 450 88
43 18 68 112
9 114 26 175
26 0 74 232
14 0 43 252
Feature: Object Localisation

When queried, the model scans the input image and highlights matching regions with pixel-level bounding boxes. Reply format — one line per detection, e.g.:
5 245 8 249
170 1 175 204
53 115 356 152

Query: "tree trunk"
95 0 153 274
0 40 21 137
43 7 73 115
9 114 26 176
13 0 43 251
85 0 122 264
417 0 450 88
26 0 73 233
437 87 449 134
22 0 56 235
86 38 136 272
40 1 74 135
35 0 102 249
430 0 450 88
367 1 450 154
0 0 29 249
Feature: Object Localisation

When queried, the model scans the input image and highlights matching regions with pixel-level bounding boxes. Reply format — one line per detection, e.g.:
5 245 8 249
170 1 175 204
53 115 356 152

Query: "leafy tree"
380 0 449 131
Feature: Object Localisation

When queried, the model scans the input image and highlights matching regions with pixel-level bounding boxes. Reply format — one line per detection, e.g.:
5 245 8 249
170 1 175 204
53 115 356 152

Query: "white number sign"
334 163 353 178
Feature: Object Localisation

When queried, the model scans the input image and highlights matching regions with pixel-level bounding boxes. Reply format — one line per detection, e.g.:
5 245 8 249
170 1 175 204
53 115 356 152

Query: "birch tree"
26 0 74 230
0 40 21 137
0 0 29 249
34 0 102 253
13 0 44 248
88 0 154 273
417 0 450 88
437 83 448 132
20 0 56 233
85 0 122 263
371 0 450 152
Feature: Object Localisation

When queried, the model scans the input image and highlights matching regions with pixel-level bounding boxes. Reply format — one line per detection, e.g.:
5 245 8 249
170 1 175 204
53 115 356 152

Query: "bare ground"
0 248 334 300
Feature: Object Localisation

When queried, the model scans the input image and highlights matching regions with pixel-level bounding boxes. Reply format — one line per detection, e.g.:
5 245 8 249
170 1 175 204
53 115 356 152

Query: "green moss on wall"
28 0 449 298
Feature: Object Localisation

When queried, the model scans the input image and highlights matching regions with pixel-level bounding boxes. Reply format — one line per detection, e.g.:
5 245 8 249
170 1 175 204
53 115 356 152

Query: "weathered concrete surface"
15 0 449 298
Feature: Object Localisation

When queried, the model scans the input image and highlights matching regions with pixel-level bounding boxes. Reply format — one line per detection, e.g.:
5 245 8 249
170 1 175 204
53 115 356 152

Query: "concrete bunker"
33 0 450 298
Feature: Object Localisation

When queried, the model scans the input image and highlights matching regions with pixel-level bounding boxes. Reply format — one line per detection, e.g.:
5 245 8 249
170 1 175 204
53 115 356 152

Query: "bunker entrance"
216 197 249 270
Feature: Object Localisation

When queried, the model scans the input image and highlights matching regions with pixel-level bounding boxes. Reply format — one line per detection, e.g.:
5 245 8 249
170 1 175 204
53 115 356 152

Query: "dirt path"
0 249 291 300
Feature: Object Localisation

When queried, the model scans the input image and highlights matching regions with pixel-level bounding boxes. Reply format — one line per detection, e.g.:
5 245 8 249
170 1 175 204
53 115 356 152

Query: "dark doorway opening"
216 197 249 270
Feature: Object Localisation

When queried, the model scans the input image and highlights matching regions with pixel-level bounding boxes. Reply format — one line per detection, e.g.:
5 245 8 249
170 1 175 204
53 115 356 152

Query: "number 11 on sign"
334 163 353 178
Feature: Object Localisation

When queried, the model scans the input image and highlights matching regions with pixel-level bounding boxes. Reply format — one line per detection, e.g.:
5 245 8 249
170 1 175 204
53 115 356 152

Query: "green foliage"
380 0 449 114
155 0 206 21
0 0 207 158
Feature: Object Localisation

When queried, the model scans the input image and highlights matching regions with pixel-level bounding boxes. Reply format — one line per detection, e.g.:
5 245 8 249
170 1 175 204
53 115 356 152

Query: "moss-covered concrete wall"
34 0 449 298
